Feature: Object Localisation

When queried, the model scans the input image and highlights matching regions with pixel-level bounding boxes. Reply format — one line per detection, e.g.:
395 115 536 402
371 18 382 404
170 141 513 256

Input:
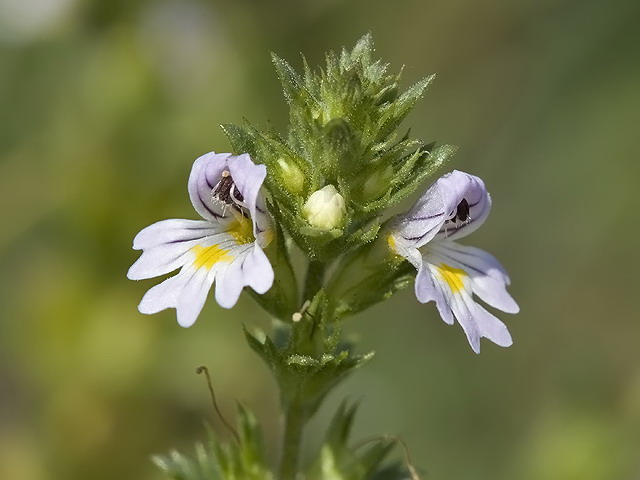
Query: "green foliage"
153 401 416 480
307 401 412 480
153 406 273 480
222 34 455 260
245 291 374 416
325 243 416 320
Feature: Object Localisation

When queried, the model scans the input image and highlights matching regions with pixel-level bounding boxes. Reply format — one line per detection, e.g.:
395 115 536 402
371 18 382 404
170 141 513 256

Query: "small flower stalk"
130 34 519 480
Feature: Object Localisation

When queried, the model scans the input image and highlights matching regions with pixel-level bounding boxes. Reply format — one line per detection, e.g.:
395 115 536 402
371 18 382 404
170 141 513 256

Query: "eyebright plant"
128 34 519 480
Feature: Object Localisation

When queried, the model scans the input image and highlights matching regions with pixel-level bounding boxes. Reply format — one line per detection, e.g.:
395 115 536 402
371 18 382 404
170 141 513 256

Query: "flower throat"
213 170 245 212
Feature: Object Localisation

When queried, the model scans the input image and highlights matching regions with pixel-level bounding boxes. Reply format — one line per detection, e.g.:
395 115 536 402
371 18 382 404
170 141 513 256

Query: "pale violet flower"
302 185 346 230
388 170 519 353
127 152 274 327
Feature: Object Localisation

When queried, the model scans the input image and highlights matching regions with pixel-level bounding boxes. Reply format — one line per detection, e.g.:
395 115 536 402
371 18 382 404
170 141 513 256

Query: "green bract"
221 33 455 261
153 405 273 480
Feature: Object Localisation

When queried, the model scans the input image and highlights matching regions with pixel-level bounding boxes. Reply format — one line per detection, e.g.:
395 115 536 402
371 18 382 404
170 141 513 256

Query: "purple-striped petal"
188 152 231 221
187 151 273 247
428 242 519 314
213 248 249 309
128 219 228 280
138 272 190 315
416 262 454 325
132 219 220 250
432 171 491 241
175 266 216 327
227 154 273 247
427 267 513 353
389 170 492 248
450 292 513 353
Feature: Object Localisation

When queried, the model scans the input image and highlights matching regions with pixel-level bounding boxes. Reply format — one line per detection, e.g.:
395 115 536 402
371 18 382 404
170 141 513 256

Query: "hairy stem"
279 260 326 478
279 400 307 480
302 260 325 302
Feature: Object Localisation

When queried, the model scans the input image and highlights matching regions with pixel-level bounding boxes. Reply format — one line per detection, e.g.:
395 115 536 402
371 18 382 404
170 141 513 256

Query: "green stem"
279 400 307 480
302 260 325 302
278 260 325 478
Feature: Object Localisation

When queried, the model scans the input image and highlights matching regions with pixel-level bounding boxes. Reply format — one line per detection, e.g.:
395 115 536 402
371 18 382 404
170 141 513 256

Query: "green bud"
302 185 346 230
276 157 305 195
362 165 393 201
325 118 360 174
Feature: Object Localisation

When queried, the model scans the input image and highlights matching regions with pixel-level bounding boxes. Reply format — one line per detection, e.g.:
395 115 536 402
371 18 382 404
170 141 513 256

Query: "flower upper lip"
390 169 491 247
188 152 271 248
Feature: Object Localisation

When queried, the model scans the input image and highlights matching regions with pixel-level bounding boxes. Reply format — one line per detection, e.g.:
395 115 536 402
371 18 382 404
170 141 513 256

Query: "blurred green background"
1 0 639 479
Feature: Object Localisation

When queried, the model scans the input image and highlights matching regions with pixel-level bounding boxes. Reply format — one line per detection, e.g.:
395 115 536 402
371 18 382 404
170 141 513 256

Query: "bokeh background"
1 0 639 479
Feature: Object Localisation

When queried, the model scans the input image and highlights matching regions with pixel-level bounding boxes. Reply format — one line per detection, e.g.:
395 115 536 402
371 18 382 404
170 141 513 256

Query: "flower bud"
276 158 305 194
362 166 393 201
302 185 346 230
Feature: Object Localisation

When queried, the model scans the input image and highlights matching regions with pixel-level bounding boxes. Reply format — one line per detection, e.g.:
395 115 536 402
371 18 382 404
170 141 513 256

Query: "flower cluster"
129 156 517 351
128 36 519 353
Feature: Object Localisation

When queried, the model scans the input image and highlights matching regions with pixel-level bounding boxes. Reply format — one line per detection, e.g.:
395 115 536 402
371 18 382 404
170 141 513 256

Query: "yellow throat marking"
190 216 256 270
387 234 397 252
227 216 254 244
437 263 466 293
191 244 233 270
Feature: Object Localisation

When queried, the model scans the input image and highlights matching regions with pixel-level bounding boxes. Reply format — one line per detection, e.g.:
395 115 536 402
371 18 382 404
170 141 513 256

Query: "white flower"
388 170 519 353
302 185 346 230
127 152 274 327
